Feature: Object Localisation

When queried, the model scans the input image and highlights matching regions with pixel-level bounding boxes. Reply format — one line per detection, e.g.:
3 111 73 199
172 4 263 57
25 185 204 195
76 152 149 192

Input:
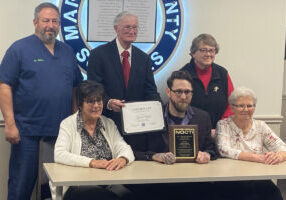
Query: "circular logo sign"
59 0 183 73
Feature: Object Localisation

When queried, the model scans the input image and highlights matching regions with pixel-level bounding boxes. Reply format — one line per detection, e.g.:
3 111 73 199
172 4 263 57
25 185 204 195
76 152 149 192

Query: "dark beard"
170 98 189 113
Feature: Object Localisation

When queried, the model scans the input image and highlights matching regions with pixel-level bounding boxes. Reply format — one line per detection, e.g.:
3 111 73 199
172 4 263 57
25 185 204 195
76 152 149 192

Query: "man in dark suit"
87 11 160 145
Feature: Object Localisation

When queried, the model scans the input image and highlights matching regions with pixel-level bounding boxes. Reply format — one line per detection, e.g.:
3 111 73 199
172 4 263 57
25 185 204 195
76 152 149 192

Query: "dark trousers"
213 180 283 200
123 182 215 200
8 136 55 200
8 136 41 200
64 186 120 200
123 180 282 200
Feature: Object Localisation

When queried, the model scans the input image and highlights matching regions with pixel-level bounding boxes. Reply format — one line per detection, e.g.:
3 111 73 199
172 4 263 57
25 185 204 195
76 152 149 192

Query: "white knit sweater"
54 112 134 166
50 112 134 199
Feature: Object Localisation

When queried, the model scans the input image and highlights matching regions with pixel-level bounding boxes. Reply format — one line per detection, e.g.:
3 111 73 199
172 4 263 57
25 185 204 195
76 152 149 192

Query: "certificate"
168 125 198 162
121 101 165 135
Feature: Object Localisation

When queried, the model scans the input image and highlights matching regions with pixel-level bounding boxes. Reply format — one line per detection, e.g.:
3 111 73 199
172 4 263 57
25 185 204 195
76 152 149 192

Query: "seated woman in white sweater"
53 80 134 200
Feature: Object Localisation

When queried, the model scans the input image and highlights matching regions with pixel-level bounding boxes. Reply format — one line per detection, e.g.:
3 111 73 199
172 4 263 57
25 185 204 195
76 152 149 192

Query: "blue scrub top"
0 34 83 136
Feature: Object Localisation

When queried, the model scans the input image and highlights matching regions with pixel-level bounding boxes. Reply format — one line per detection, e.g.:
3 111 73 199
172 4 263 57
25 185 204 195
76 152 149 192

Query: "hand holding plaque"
168 125 198 162
121 101 165 135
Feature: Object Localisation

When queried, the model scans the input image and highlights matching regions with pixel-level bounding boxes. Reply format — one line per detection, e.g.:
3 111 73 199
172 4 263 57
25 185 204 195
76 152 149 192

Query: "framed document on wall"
87 0 157 42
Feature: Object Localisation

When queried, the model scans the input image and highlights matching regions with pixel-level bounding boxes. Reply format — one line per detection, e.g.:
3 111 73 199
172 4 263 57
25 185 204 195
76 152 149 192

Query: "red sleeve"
221 73 234 119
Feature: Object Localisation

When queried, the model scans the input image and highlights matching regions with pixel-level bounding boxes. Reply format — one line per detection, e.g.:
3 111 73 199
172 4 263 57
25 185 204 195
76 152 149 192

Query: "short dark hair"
34 2 60 20
77 80 105 107
167 71 193 89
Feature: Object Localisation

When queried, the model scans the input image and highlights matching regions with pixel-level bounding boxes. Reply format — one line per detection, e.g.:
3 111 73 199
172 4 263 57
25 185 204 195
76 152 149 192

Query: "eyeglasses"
85 98 103 106
170 89 193 97
198 48 216 54
122 25 138 31
232 104 255 110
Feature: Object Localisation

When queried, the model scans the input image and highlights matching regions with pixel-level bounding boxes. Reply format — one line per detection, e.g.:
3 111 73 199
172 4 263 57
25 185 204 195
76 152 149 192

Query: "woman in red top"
181 33 234 135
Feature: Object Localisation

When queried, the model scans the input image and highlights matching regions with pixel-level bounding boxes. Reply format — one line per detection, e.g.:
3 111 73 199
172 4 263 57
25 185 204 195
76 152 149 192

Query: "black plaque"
169 125 198 162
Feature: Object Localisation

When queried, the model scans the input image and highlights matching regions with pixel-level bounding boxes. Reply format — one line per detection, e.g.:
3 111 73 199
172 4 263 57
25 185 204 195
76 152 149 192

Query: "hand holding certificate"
121 101 165 135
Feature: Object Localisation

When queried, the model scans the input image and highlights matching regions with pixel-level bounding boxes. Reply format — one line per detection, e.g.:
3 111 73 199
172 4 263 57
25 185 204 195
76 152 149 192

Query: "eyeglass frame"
170 88 193 97
232 104 256 110
121 25 138 31
198 48 216 54
84 98 103 106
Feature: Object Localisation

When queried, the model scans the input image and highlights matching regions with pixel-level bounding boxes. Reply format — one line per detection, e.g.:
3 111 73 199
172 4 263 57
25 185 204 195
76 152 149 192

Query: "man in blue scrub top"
0 3 83 200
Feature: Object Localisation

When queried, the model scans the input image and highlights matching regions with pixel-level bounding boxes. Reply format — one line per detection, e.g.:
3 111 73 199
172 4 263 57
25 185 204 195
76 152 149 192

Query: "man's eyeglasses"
85 98 103 106
170 89 193 97
122 25 138 31
232 104 255 110
198 48 216 54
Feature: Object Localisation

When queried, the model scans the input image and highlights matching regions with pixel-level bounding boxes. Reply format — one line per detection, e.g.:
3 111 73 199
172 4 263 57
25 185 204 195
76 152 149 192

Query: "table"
44 159 286 200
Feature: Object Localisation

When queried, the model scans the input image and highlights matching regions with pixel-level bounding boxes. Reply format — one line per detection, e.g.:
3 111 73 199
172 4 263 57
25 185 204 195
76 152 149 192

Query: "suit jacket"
134 105 220 161
87 40 160 137
163 105 220 160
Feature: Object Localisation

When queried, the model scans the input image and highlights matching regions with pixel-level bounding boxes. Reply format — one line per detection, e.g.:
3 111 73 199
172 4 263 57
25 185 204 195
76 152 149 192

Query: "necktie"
121 50 130 87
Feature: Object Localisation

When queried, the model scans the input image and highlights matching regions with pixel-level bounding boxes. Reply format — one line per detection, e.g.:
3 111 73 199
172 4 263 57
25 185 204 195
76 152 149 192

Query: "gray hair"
228 87 257 105
190 33 219 55
34 2 60 20
113 11 137 26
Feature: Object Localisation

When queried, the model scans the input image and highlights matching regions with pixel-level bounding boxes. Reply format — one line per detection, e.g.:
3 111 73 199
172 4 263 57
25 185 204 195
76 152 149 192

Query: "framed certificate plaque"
168 125 198 162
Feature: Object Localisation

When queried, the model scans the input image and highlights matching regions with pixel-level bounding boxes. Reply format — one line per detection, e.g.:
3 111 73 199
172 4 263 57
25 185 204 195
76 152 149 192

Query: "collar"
229 117 256 140
33 34 59 58
76 110 105 133
195 63 212 75
116 38 132 57
164 103 194 125
190 58 222 81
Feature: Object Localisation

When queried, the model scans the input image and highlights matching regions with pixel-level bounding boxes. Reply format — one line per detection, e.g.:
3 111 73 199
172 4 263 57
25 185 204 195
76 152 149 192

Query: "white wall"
0 0 285 199
156 0 286 118
0 0 43 56
0 128 10 200
281 61 286 141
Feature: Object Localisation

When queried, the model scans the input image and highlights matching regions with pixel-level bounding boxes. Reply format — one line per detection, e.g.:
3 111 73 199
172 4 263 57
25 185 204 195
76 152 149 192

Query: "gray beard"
41 33 56 44
37 31 57 44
